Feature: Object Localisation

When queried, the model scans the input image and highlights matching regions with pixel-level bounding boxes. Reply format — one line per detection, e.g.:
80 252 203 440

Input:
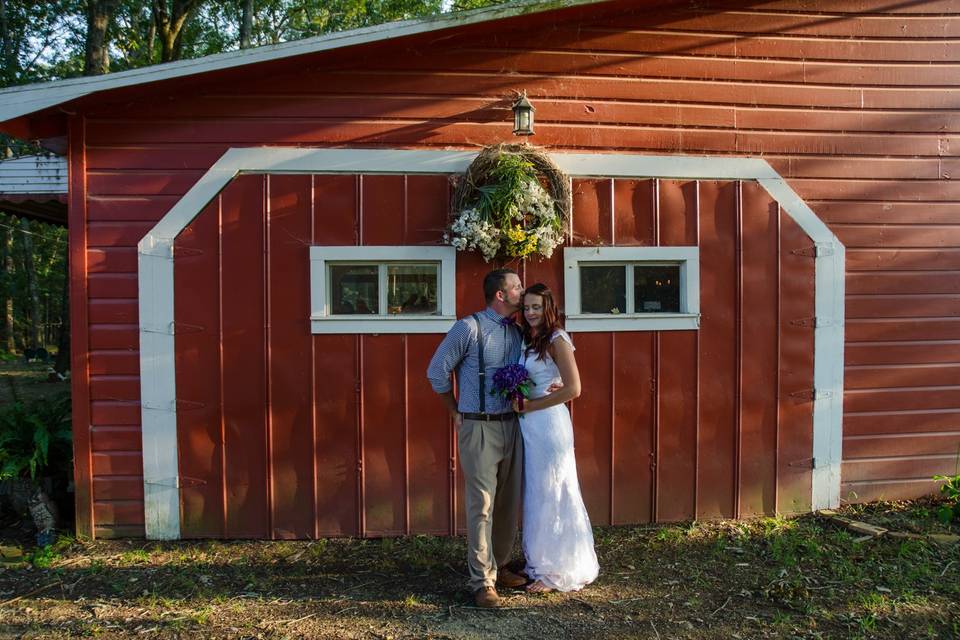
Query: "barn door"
170 172 815 539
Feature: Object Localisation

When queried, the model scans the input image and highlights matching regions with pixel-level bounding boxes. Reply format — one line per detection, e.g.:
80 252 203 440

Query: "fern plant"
0 392 72 481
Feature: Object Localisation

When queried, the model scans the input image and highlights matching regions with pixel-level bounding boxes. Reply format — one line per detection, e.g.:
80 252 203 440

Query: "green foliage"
933 473 960 524
0 391 71 481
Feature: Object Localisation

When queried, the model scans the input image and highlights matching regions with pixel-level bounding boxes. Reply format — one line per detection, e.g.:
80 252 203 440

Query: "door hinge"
789 389 833 403
788 316 834 329
791 242 835 258
144 476 206 488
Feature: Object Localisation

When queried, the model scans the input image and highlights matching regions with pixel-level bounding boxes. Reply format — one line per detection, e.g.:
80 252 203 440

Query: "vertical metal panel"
361 335 407 535
69 115 95 538
175 199 224 538
313 334 360 536
611 332 654 524
738 182 780 516
696 181 738 519
267 175 315 539
778 209 815 514
656 180 699 521
312 175 360 536
406 334 450 534
614 179 654 245
220 174 269 538
570 333 613 525
572 178 614 245
361 175 405 246
405 176 454 534
359 174 407 536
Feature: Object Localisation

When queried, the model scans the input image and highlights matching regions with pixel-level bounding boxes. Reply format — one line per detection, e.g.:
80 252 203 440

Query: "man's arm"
426 319 473 425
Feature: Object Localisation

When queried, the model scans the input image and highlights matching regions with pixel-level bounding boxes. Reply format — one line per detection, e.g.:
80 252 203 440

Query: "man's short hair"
483 268 518 304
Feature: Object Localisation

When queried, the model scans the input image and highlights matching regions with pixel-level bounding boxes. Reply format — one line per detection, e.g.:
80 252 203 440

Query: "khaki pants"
458 416 523 592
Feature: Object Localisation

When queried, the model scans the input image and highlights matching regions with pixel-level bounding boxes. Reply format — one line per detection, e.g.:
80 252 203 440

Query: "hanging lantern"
512 92 535 136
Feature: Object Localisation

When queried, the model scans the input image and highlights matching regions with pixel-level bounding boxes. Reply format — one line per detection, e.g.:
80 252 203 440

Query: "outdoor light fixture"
512 92 535 136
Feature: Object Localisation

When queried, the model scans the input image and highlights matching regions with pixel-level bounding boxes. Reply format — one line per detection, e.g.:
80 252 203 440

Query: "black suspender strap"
472 313 485 413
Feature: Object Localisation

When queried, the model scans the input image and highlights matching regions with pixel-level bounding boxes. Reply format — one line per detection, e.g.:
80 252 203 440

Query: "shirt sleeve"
426 318 474 394
550 329 575 351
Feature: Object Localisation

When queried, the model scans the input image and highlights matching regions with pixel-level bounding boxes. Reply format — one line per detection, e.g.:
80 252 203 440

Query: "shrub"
933 473 960 524
0 391 72 481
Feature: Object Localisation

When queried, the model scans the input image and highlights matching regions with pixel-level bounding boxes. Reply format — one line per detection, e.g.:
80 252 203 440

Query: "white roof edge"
0 0 604 126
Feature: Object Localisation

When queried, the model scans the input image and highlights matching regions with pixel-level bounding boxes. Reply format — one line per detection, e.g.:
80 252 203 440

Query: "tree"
152 0 206 62
84 0 122 75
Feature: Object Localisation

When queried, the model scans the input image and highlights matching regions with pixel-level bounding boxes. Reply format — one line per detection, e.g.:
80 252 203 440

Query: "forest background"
0 0 506 371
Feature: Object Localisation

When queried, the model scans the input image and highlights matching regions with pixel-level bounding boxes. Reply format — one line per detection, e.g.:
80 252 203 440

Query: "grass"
0 503 957 638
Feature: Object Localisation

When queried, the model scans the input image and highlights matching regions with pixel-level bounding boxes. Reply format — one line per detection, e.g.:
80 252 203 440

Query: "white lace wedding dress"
520 330 599 592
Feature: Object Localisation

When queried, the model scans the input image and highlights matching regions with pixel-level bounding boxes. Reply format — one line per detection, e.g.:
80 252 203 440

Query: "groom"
426 268 528 608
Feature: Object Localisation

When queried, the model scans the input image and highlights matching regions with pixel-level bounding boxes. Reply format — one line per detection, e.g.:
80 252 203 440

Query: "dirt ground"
0 359 69 406
0 499 958 640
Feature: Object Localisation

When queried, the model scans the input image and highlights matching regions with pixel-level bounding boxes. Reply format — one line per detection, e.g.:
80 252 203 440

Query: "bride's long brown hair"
521 283 563 361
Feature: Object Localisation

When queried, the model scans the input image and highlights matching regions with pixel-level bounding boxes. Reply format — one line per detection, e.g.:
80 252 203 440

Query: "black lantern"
512 92 535 136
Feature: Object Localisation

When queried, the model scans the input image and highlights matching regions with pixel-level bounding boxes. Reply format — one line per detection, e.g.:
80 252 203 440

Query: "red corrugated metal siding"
79 0 960 536
168 175 812 538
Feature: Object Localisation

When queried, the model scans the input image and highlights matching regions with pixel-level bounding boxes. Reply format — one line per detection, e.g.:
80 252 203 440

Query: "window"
563 247 700 331
310 246 456 333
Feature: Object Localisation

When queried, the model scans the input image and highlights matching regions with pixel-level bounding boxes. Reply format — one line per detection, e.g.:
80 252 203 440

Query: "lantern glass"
511 94 535 136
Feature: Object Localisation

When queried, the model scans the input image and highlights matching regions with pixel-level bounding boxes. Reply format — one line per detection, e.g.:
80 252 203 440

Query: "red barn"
0 0 956 540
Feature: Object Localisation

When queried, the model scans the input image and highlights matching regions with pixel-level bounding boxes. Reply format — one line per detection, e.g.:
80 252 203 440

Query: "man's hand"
451 410 463 427
546 381 564 394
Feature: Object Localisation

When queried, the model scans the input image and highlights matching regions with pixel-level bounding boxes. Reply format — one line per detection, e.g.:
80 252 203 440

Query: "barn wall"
80 0 959 537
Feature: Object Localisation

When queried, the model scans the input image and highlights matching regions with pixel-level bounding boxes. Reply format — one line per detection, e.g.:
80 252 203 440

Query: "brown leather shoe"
496 567 528 589
474 586 501 608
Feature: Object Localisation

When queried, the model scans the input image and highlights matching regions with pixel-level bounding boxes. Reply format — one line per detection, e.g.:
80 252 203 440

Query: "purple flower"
491 363 531 403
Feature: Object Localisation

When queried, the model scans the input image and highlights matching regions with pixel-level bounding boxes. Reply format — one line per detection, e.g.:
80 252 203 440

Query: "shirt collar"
484 306 514 326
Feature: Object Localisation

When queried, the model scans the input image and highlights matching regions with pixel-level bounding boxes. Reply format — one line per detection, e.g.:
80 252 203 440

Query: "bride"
512 283 599 593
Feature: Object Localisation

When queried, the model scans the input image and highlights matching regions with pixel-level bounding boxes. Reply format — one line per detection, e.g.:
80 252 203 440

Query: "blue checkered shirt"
426 307 522 414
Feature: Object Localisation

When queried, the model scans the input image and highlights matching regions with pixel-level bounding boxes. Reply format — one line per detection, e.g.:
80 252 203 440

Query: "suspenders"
472 313 486 413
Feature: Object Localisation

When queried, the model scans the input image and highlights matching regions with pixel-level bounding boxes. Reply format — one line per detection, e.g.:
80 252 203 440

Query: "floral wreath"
445 144 570 262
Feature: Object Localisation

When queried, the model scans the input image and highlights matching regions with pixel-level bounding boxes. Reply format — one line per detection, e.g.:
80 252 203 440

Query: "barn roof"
0 0 603 133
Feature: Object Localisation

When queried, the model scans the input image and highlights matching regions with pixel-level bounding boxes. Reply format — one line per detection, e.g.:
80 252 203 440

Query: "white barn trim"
138 147 845 539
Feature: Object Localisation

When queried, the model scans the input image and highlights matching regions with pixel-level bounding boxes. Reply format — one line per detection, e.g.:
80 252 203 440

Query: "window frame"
310 245 456 333
563 246 700 332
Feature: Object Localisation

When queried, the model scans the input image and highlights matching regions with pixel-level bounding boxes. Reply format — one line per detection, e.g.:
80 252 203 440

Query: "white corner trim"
310 245 456 334
138 148 844 539
758 177 845 511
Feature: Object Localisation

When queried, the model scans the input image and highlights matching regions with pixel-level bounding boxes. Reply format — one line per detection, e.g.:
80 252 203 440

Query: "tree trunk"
19 218 41 351
4 220 14 353
53 253 70 376
0 222 8 352
240 0 253 48
84 0 120 76
153 0 203 62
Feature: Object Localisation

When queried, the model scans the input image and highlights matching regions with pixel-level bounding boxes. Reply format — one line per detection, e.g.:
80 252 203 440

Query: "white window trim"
564 246 700 332
310 245 456 334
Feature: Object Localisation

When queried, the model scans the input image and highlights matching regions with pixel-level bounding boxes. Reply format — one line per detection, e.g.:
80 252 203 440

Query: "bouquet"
491 363 532 412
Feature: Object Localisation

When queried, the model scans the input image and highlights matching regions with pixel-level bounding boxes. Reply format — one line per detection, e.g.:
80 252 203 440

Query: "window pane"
387 264 438 315
330 265 378 314
580 265 626 314
634 265 681 313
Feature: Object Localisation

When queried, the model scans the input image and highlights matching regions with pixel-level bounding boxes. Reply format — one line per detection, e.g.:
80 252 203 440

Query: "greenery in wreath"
445 144 570 262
